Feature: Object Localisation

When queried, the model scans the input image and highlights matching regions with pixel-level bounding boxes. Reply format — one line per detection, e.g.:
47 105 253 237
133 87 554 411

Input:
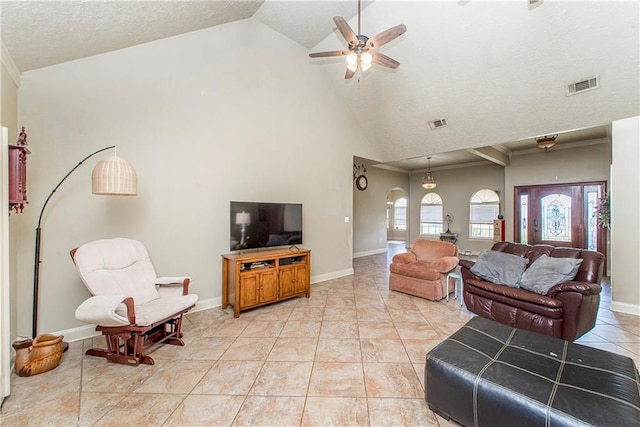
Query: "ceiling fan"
309 0 407 79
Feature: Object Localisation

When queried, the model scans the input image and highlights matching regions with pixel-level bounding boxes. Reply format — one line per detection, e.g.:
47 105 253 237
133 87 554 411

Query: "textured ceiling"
0 0 265 71
1 0 638 170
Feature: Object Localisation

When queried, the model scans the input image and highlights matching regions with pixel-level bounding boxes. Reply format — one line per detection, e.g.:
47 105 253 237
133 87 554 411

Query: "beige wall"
611 116 640 314
408 163 505 253
352 159 409 256
504 140 611 242
15 19 380 338
402 142 611 258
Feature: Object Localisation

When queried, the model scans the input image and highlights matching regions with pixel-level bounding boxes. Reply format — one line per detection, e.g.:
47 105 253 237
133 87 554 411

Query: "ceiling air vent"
566 75 599 96
428 118 448 130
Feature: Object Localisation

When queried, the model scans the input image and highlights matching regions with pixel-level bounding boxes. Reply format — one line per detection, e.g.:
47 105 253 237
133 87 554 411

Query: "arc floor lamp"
32 146 137 339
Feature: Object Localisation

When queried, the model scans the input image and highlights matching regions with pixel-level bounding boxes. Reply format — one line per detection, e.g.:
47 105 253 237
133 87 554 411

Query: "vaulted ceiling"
2 1 638 170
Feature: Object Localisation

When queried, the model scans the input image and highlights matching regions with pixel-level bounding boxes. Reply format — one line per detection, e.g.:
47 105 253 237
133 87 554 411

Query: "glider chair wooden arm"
70 238 198 366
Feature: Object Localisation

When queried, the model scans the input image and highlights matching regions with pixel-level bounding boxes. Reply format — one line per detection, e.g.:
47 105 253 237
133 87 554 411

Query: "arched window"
420 193 443 235
470 189 500 239
393 198 407 230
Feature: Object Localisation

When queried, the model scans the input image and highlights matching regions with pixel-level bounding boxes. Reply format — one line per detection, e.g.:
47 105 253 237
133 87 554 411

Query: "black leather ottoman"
425 317 640 426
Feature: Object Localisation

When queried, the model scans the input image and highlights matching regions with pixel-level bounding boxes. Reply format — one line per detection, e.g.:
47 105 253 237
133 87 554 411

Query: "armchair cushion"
74 238 160 305
470 250 528 287
132 294 199 326
519 255 583 295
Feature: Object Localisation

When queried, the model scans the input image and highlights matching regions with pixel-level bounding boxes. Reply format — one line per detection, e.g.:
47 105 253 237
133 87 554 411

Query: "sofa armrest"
430 256 460 273
392 252 417 264
547 281 602 298
459 259 476 270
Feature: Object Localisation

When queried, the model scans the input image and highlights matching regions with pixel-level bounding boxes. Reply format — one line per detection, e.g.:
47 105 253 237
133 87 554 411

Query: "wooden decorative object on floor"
12 334 64 377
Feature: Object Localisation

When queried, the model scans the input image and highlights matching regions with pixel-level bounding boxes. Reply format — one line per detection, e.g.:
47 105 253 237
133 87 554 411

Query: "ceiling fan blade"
309 50 349 58
368 24 407 49
345 67 356 79
371 52 400 69
333 16 357 45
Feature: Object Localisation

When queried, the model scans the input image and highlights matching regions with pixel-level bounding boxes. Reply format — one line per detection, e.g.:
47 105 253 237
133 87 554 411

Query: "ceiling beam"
466 146 510 167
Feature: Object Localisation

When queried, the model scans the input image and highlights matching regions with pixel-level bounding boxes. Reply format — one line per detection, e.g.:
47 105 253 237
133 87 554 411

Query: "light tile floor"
1 243 639 426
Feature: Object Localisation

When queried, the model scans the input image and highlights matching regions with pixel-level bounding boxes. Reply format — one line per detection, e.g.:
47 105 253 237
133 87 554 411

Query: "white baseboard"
353 248 387 258
51 324 100 343
53 297 224 343
312 268 354 284
610 301 640 316
190 297 221 313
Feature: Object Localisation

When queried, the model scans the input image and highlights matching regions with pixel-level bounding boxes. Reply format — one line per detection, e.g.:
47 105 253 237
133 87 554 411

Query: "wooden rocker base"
85 311 191 366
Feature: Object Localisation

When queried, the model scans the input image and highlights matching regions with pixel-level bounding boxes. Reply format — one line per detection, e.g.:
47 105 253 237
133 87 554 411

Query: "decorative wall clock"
353 163 368 191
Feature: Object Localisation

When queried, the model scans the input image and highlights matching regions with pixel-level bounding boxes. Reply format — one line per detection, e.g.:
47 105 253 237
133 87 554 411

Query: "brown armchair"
390 239 459 301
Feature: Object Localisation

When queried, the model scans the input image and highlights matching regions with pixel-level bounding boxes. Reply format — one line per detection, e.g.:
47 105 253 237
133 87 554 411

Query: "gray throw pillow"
519 255 583 295
470 250 528 287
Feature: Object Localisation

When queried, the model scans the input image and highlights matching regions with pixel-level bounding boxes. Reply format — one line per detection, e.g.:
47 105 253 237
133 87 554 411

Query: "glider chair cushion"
389 239 459 301
71 238 198 365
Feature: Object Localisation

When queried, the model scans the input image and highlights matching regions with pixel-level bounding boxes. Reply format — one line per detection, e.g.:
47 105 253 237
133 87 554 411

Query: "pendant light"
535 134 557 150
421 157 437 190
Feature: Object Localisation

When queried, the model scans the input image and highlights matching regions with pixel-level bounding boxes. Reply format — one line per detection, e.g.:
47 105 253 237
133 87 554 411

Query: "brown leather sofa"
390 239 459 301
460 242 604 341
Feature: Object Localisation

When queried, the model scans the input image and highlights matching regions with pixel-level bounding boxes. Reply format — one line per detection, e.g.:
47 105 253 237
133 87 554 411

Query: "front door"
515 182 606 253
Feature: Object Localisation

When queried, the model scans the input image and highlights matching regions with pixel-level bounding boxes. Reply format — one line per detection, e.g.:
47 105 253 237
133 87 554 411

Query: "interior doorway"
514 182 606 254
386 188 408 243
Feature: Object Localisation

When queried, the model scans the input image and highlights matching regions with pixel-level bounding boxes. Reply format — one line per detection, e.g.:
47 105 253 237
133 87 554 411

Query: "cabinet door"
239 273 260 308
278 268 295 298
260 270 278 303
293 264 310 294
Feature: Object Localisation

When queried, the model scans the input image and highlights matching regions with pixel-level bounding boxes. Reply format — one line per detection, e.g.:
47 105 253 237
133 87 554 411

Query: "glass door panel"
541 194 572 242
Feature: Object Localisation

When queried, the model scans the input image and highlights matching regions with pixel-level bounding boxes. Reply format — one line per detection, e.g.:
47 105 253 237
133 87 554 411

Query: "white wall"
15 19 380 338
611 116 640 315
352 159 409 256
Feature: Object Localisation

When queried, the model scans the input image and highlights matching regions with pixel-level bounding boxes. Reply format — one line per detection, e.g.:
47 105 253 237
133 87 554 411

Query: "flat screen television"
230 201 303 251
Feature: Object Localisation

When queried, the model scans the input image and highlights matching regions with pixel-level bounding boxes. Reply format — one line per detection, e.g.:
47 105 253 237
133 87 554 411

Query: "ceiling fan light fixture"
346 52 358 66
421 157 437 189
361 51 373 65
535 134 558 150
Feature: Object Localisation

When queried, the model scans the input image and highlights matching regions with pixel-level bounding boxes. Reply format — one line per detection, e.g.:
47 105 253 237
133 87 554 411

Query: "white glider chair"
71 238 198 365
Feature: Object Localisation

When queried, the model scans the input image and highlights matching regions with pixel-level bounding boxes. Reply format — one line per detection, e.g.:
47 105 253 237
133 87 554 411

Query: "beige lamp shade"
236 212 251 226
92 156 137 195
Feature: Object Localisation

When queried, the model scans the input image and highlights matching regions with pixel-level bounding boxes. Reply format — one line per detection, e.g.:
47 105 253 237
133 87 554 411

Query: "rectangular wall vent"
566 75 599 96
428 118 448 130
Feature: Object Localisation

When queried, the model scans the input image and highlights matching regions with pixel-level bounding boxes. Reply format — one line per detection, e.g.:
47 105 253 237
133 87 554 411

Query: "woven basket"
13 334 64 377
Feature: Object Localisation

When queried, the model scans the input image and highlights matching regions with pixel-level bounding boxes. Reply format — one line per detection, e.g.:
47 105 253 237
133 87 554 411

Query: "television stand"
221 248 311 318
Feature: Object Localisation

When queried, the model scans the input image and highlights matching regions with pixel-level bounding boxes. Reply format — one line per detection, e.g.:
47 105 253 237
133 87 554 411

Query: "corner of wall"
1 42 22 87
